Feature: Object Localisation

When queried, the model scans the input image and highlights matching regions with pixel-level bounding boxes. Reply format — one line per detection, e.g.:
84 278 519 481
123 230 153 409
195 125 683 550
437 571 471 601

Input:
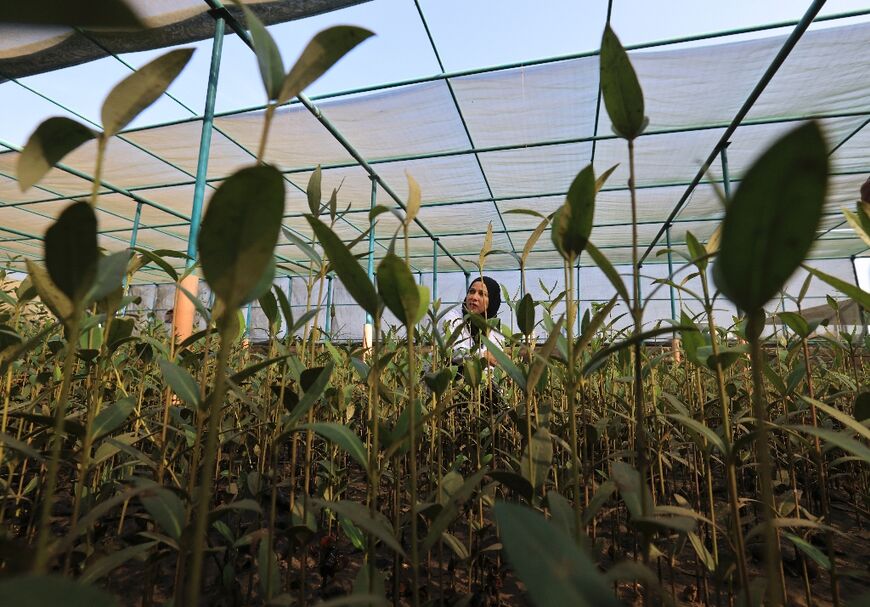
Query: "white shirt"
442 308 505 362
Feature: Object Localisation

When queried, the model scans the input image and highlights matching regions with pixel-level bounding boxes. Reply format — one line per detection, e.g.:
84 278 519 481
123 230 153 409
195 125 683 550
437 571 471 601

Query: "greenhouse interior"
0 1 868 606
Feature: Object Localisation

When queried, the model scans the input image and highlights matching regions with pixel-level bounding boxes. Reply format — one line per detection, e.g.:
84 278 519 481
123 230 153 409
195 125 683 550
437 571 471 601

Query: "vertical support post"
464 271 471 292
245 301 253 340
432 238 439 302
364 176 376 350
129 201 143 251
666 225 681 361
174 15 225 344
576 262 582 334
666 226 676 321
325 273 334 338
851 255 867 337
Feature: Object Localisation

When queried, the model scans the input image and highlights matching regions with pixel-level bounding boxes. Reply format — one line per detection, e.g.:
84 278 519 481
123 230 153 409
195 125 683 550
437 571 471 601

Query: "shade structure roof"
0 2 868 285
0 1 371 80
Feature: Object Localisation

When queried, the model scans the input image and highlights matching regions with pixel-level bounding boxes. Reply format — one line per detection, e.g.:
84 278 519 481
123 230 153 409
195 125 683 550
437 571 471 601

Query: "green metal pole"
245 302 253 338
366 176 376 325
129 201 143 251
721 143 732 198
666 226 676 321
576 262 581 334
851 255 867 338
186 14 225 266
464 272 470 292
432 238 439 302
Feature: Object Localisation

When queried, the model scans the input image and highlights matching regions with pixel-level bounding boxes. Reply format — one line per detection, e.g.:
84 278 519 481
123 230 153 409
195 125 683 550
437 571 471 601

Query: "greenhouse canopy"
0 1 868 338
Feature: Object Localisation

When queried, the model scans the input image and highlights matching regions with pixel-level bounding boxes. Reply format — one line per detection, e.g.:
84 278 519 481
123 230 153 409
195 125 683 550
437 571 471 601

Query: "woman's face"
465 280 489 315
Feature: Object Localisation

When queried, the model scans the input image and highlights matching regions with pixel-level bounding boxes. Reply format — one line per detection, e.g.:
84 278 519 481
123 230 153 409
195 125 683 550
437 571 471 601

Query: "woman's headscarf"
462 276 501 339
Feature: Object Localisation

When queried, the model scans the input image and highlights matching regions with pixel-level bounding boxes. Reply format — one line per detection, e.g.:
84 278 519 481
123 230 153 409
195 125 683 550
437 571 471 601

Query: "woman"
446 276 504 368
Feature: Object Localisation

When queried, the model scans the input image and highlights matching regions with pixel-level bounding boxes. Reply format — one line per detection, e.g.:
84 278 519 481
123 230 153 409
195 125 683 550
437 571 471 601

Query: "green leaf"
17 117 95 191
404 172 421 224
685 231 708 271
199 165 284 310
258 535 280 597
140 487 185 541
584 241 629 305
230 355 289 386
302 422 368 470
287 363 334 425
45 200 98 303
130 248 179 282
527 317 564 396
800 396 870 442
575 296 617 355
236 2 285 101
307 166 322 216
422 468 488 553
792 425 870 464
583 326 694 376
89 250 132 303
494 502 620 607
855 392 870 423
25 261 73 323
278 26 375 105
259 290 280 332
582 480 617 526
480 222 493 270
306 215 379 318
715 122 828 311
273 284 294 331
312 499 405 557
243 256 276 305
779 311 810 338
552 164 595 258
423 368 453 399
804 264 870 310
679 311 705 366
784 533 831 571
377 252 420 327
0 431 44 461
80 541 157 584
545 491 576 537
517 293 536 336
414 285 430 325
667 414 727 455
522 217 550 267
158 358 201 410
0 1 142 27
479 334 526 392
688 532 717 572
92 396 135 441
520 426 553 490
282 227 322 266
102 49 194 137
0 575 119 607
842 204 870 248
610 461 645 519
600 25 646 140
489 470 533 503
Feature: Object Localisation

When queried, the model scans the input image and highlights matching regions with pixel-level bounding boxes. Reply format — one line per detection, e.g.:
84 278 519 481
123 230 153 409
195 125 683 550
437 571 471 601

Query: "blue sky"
2 0 869 146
